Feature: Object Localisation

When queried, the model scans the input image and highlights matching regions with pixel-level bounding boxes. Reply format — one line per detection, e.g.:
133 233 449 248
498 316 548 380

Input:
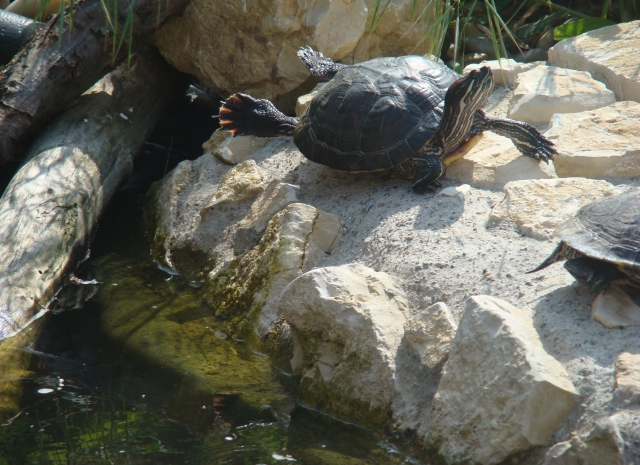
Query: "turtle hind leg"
564 257 622 291
471 110 556 163
297 46 347 80
218 93 298 138
397 155 445 193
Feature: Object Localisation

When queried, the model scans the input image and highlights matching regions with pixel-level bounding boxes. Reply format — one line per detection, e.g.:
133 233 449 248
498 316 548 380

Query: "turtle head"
444 66 494 113
438 67 494 155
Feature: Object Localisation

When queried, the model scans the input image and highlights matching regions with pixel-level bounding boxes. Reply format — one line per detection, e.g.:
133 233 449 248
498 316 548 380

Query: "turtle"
218 47 556 192
529 190 640 291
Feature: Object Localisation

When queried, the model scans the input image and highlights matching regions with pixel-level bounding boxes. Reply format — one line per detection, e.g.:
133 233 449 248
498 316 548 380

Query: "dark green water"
0 188 409 464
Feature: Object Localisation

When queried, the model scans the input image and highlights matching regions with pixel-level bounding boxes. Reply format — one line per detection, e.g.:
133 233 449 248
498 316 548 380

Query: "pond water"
0 86 413 465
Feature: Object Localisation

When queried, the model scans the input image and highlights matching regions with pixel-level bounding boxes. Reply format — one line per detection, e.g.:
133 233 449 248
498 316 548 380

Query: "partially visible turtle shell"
556 190 640 269
293 56 460 173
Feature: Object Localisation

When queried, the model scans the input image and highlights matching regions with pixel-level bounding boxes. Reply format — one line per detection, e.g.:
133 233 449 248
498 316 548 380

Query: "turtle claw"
219 93 298 138
297 46 347 79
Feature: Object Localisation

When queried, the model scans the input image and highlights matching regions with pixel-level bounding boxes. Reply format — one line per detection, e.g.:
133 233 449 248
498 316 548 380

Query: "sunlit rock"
295 83 324 117
542 415 626 465
549 20 640 102
203 130 268 165
464 59 542 86
591 286 640 328
614 351 640 405
488 178 619 240
155 0 443 112
279 263 409 428
547 102 640 178
429 295 579 465
206 203 342 338
509 66 615 123
446 132 554 190
403 302 456 369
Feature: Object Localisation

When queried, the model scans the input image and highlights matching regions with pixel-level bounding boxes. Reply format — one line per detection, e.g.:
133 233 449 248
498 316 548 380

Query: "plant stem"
528 0 592 19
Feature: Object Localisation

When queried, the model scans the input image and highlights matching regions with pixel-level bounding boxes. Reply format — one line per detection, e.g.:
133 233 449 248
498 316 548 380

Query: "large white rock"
464 59 542 86
279 263 410 427
430 295 579 465
446 132 555 190
489 178 620 240
154 0 443 112
508 66 615 123
549 20 640 102
547 101 640 178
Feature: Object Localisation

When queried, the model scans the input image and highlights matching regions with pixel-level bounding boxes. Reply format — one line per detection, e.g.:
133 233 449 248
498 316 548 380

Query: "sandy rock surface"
464 59 542 86
489 178 622 240
154 0 443 112
549 20 640 102
509 65 615 123
548 101 640 178
430 296 579 464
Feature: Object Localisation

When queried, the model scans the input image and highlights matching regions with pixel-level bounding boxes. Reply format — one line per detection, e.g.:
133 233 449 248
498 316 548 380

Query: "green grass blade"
58 0 65 47
34 0 51 22
115 0 136 59
528 0 592 20
601 0 611 19
485 0 522 56
554 17 616 40
369 0 392 36
99 0 114 30
408 5 453 55
68 0 75 36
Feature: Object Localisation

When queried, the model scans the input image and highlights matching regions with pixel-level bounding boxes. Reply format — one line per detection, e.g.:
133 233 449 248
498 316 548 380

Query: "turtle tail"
217 93 298 138
527 242 573 274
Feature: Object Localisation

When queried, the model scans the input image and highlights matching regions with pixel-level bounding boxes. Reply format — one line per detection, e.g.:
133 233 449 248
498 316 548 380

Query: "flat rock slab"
489 178 619 240
203 130 268 165
548 101 640 178
549 20 640 102
430 295 579 465
464 59 542 86
509 65 615 123
446 132 555 190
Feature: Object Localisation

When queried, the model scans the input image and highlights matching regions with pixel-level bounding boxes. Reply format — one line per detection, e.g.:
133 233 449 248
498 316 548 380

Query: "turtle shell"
293 56 460 173
556 190 640 269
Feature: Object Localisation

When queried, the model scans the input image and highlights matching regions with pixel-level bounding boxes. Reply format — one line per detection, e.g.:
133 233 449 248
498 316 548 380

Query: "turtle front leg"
219 93 298 138
470 110 556 163
297 46 348 80
392 155 445 193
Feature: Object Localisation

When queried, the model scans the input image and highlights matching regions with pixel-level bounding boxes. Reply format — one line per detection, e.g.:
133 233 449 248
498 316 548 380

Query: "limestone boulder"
547 102 640 178
446 132 555 190
464 59 542 86
155 0 442 112
489 178 620 240
508 66 615 123
279 263 410 427
295 83 324 117
549 20 640 102
429 295 579 465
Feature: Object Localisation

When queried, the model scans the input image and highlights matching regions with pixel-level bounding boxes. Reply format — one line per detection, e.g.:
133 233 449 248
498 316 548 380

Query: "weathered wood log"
0 0 190 162
0 46 182 340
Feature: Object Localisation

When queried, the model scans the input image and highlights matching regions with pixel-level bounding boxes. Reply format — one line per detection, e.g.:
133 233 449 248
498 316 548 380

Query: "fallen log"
0 0 190 162
0 46 182 340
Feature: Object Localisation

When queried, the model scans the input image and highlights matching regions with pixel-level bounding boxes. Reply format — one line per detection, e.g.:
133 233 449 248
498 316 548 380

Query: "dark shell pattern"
557 190 640 269
293 56 460 173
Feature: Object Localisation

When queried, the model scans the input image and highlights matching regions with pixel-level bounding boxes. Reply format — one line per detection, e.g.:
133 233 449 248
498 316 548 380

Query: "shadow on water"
0 80 405 465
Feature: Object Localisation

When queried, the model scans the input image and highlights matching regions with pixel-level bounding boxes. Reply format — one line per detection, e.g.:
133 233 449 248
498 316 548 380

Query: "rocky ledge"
147 21 640 465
